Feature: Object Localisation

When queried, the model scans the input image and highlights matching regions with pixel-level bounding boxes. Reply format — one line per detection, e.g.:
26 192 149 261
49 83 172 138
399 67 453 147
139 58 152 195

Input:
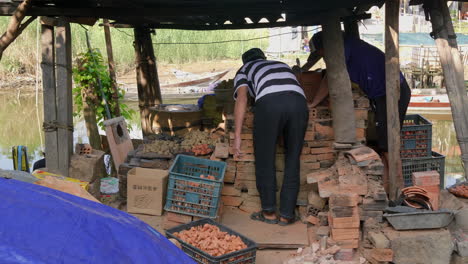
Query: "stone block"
391 229 453 264
451 253 468 264
69 150 106 197
368 231 390 249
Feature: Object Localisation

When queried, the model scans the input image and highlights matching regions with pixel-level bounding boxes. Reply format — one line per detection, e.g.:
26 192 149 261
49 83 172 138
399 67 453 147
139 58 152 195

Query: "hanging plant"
72 49 135 130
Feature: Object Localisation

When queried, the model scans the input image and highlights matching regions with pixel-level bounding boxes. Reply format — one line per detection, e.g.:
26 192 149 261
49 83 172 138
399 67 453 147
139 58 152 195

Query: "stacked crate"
221 86 371 214
400 114 446 187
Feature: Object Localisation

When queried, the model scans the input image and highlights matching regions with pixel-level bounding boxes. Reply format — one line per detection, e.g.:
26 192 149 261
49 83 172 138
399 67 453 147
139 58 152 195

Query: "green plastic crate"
401 114 432 158
165 155 226 218
402 151 445 187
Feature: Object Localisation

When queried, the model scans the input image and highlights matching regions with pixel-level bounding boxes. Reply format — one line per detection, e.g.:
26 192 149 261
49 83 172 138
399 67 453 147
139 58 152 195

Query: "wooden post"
134 27 163 137
41 24 59 171
385 0 403 200
55 19 73 176
428 0 468 178
103 19 121 117
322 12 357 144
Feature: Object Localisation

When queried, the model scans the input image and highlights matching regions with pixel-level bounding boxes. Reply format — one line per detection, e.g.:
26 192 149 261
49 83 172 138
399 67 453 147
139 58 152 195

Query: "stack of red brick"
329 193 360 249
221 86 370 214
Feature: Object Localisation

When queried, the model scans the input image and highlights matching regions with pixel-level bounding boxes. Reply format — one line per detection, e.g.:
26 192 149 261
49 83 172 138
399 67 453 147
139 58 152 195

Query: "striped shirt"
233 59 305 101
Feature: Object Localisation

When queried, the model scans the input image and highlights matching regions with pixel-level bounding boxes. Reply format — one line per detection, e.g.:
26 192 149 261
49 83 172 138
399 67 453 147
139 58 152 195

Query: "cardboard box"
127 167 168 216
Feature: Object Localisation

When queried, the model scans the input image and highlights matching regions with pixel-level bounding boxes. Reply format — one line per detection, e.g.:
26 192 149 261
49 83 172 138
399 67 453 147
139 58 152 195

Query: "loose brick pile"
306 146 388 250
221 87 371 214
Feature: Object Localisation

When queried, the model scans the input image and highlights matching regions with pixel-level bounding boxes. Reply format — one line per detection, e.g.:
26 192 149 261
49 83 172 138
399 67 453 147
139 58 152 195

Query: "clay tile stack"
401 186 433 210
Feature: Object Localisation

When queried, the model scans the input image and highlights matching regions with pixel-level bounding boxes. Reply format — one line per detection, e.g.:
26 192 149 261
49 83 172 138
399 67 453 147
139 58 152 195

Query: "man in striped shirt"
233 48 308 226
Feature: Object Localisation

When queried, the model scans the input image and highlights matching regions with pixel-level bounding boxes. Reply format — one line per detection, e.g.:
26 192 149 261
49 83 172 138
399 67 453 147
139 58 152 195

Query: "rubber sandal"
278 215 299 226
250 211 278 224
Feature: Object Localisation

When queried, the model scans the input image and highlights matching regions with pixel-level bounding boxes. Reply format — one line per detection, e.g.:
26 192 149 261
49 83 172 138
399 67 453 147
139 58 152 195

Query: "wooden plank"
221 207 308 249
103 18 120 117
385 0 403 200
55 19 73 176
322 11 356 144
427 0 468 178
41 24 59 172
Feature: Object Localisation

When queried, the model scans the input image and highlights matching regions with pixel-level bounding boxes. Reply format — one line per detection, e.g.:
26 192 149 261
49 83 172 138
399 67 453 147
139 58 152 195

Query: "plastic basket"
400 114 432 158
165 155 226 218
166 218 257 264
402 151 445 187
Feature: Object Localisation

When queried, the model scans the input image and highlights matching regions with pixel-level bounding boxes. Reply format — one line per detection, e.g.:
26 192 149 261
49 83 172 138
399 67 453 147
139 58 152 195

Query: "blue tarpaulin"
0 178 195 264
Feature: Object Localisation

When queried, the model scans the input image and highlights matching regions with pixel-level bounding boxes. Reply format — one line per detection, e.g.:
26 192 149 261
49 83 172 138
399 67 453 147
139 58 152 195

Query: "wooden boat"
123 69 231 101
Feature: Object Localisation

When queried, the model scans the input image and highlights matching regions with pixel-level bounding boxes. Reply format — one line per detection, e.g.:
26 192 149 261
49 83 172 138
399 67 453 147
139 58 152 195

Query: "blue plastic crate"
401 114 432 158
402 151 445 187
165 155 226 218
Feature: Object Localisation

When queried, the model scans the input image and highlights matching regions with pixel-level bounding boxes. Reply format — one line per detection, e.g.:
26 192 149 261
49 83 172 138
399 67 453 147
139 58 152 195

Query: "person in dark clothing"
303 31 411 189
33 157 46 171
233 48 309 225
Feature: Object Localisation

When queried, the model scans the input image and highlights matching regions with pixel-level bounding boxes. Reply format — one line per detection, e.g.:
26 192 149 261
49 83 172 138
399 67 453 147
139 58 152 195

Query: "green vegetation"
72 49 135 130
0 17 269 76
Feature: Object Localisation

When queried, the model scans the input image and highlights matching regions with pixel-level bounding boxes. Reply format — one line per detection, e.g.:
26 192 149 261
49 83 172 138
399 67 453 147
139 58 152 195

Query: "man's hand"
233 136 243 159
291 65 302 74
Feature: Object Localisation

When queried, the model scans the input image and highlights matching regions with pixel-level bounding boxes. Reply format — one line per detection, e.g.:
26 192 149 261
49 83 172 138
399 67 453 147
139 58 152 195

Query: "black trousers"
253 91 308 219
373 79 411 152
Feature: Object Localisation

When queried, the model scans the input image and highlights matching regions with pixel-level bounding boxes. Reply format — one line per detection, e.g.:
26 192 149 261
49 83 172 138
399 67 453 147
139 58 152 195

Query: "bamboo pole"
428 0 468 179
322 12 357 144
134 27 163 137
103 19 121 117
385 0 403 200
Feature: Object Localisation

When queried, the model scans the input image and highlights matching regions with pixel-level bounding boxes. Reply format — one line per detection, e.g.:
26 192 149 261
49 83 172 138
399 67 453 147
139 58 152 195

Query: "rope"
43 121 74 132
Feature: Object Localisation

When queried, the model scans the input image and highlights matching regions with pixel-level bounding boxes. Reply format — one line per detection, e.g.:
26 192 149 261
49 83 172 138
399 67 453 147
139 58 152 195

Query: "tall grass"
0 17 269 77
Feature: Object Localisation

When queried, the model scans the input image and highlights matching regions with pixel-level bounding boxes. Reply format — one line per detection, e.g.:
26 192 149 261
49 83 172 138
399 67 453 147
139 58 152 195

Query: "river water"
0 91 464 187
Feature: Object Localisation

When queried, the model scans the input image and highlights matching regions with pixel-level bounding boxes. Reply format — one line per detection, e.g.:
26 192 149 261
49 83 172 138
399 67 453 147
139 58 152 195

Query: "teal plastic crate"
400 114 432 158
402 151 445 187
165 155 226 218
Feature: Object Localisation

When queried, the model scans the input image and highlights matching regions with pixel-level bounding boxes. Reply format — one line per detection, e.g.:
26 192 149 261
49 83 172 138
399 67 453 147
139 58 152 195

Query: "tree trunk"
103 19 121 117
0 0 34 61
134 27 163 137
322 12 357 144
428 0 468 179
82 93 102 150
385 0 403 200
